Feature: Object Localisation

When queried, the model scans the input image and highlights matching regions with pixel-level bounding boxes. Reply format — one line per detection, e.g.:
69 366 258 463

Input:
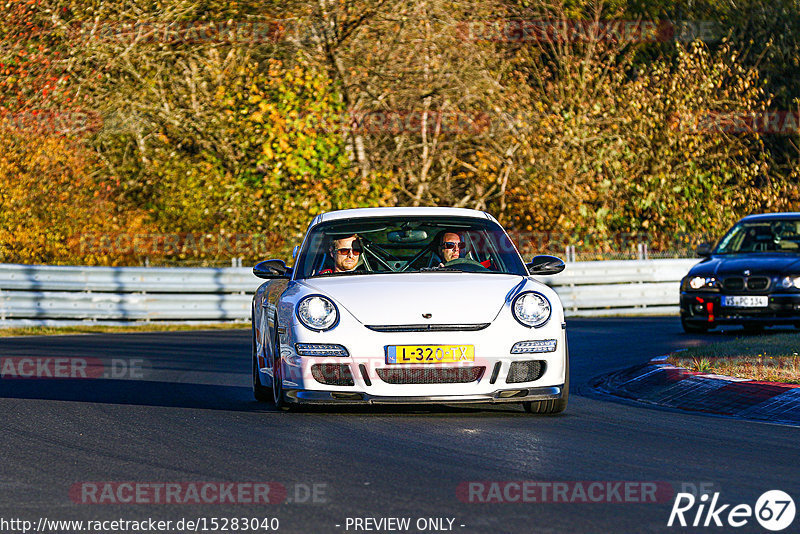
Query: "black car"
680 212 800 333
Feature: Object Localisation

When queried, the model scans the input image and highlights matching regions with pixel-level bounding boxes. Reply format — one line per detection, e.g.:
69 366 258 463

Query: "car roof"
308 207 497 227
739 212 800 223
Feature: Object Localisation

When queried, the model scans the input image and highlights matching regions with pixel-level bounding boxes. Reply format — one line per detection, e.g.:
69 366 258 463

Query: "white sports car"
251 207 569 413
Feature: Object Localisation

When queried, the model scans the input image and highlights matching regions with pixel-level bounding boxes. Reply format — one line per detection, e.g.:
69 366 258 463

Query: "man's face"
331 235 360 272
440 232 462 263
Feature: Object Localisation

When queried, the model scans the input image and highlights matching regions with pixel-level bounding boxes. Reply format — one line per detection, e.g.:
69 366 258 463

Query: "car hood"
298 273 529 325
689 253 800 277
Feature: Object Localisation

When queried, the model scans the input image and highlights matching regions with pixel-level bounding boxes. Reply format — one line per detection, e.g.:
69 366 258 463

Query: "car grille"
376 366 485 384
506 360 546 383
747 276 770 290
365 323 490 332
311 363 355 386
723 277 745 290
723 276 770 292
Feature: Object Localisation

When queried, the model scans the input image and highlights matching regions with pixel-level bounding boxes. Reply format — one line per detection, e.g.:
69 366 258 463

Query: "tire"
681 316 710 334
741 324 765 334
271 326 288 410
523 341 569 415
252 326 272 402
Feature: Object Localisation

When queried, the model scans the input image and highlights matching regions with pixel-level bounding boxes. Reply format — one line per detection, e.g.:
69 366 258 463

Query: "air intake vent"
366 324 490 332
506 360 546 383
376 367 485 384
311 364 354 386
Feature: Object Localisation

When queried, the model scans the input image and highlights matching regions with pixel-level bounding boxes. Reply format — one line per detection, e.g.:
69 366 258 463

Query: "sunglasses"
442 241 466 250
335 246 362 256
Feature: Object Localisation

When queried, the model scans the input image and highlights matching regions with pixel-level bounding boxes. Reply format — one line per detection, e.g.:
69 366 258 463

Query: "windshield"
294 216 529 279
715 219 800 254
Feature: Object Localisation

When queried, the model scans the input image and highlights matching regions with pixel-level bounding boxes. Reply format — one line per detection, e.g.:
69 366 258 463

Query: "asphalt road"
1 318 798 534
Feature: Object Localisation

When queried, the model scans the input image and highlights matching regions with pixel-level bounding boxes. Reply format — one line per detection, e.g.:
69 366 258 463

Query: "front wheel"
272 332 288 410
681 316 710 334
252 327 272 402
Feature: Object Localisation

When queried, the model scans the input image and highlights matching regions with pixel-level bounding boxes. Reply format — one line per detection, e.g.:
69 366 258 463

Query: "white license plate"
722 296 768 307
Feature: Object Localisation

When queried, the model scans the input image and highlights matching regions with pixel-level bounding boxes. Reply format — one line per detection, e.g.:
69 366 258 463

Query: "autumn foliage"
1 0 799 265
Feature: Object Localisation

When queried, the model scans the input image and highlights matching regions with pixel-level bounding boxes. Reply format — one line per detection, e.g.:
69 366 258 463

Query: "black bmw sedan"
680 212 800 333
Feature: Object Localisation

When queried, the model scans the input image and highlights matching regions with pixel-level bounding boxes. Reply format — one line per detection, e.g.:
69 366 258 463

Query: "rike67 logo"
668 490 795 531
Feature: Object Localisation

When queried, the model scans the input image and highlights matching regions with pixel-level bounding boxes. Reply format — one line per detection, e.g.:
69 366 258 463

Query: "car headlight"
780 275 800 289
685 276 719 291
297 295 339 331
512 292 551 328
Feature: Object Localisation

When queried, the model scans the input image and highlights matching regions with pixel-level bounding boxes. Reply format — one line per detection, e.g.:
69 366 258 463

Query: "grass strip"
666 333 800 384
0 323 248 337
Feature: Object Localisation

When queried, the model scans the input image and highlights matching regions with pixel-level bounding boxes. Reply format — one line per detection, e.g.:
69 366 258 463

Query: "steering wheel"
444 258 489 272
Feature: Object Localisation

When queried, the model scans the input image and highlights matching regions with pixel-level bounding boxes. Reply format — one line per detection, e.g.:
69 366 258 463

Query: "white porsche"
251 207 569 413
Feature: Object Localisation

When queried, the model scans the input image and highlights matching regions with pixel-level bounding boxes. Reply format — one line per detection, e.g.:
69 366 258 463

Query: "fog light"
498 389 528 398
511 340 557 354
295 343 349 357
331 392 363 400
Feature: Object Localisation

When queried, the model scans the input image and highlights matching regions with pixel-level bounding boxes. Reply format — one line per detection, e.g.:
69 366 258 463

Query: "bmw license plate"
722 296 768 307
385 345 474 364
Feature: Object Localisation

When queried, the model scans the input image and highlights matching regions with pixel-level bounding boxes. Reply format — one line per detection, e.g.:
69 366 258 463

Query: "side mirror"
695 243 712 258
253 259 291 279
526 255 566 276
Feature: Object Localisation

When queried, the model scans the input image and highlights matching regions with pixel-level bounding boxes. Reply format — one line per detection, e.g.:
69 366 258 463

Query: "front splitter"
284 385 563 405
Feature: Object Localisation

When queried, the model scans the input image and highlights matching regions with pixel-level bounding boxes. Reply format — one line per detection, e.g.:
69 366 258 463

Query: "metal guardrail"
534 259 698 317
0 264 259 324
0 259 699 325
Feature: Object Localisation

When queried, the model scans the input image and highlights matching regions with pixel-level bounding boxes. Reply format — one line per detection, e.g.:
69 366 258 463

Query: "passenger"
319 234 363 274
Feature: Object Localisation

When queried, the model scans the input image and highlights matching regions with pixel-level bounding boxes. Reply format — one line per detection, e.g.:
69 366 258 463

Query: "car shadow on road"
687 325 800 338
0 378 550 417
0 378 259 411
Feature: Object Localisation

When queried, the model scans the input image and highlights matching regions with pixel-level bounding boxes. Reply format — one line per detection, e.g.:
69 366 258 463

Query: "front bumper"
263 316 568 402
680 292 800 325
285 385 564 405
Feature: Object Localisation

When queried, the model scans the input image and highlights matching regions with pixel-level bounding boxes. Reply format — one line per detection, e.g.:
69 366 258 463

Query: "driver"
439 232 465 264
319 234 363 274
437 231 493 269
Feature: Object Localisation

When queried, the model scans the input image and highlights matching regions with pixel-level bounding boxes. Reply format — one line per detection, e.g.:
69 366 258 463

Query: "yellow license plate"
385 345 475 364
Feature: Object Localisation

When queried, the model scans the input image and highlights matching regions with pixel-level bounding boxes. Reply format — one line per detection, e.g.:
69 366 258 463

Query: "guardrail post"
637 242 649 261
635 244 647 309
